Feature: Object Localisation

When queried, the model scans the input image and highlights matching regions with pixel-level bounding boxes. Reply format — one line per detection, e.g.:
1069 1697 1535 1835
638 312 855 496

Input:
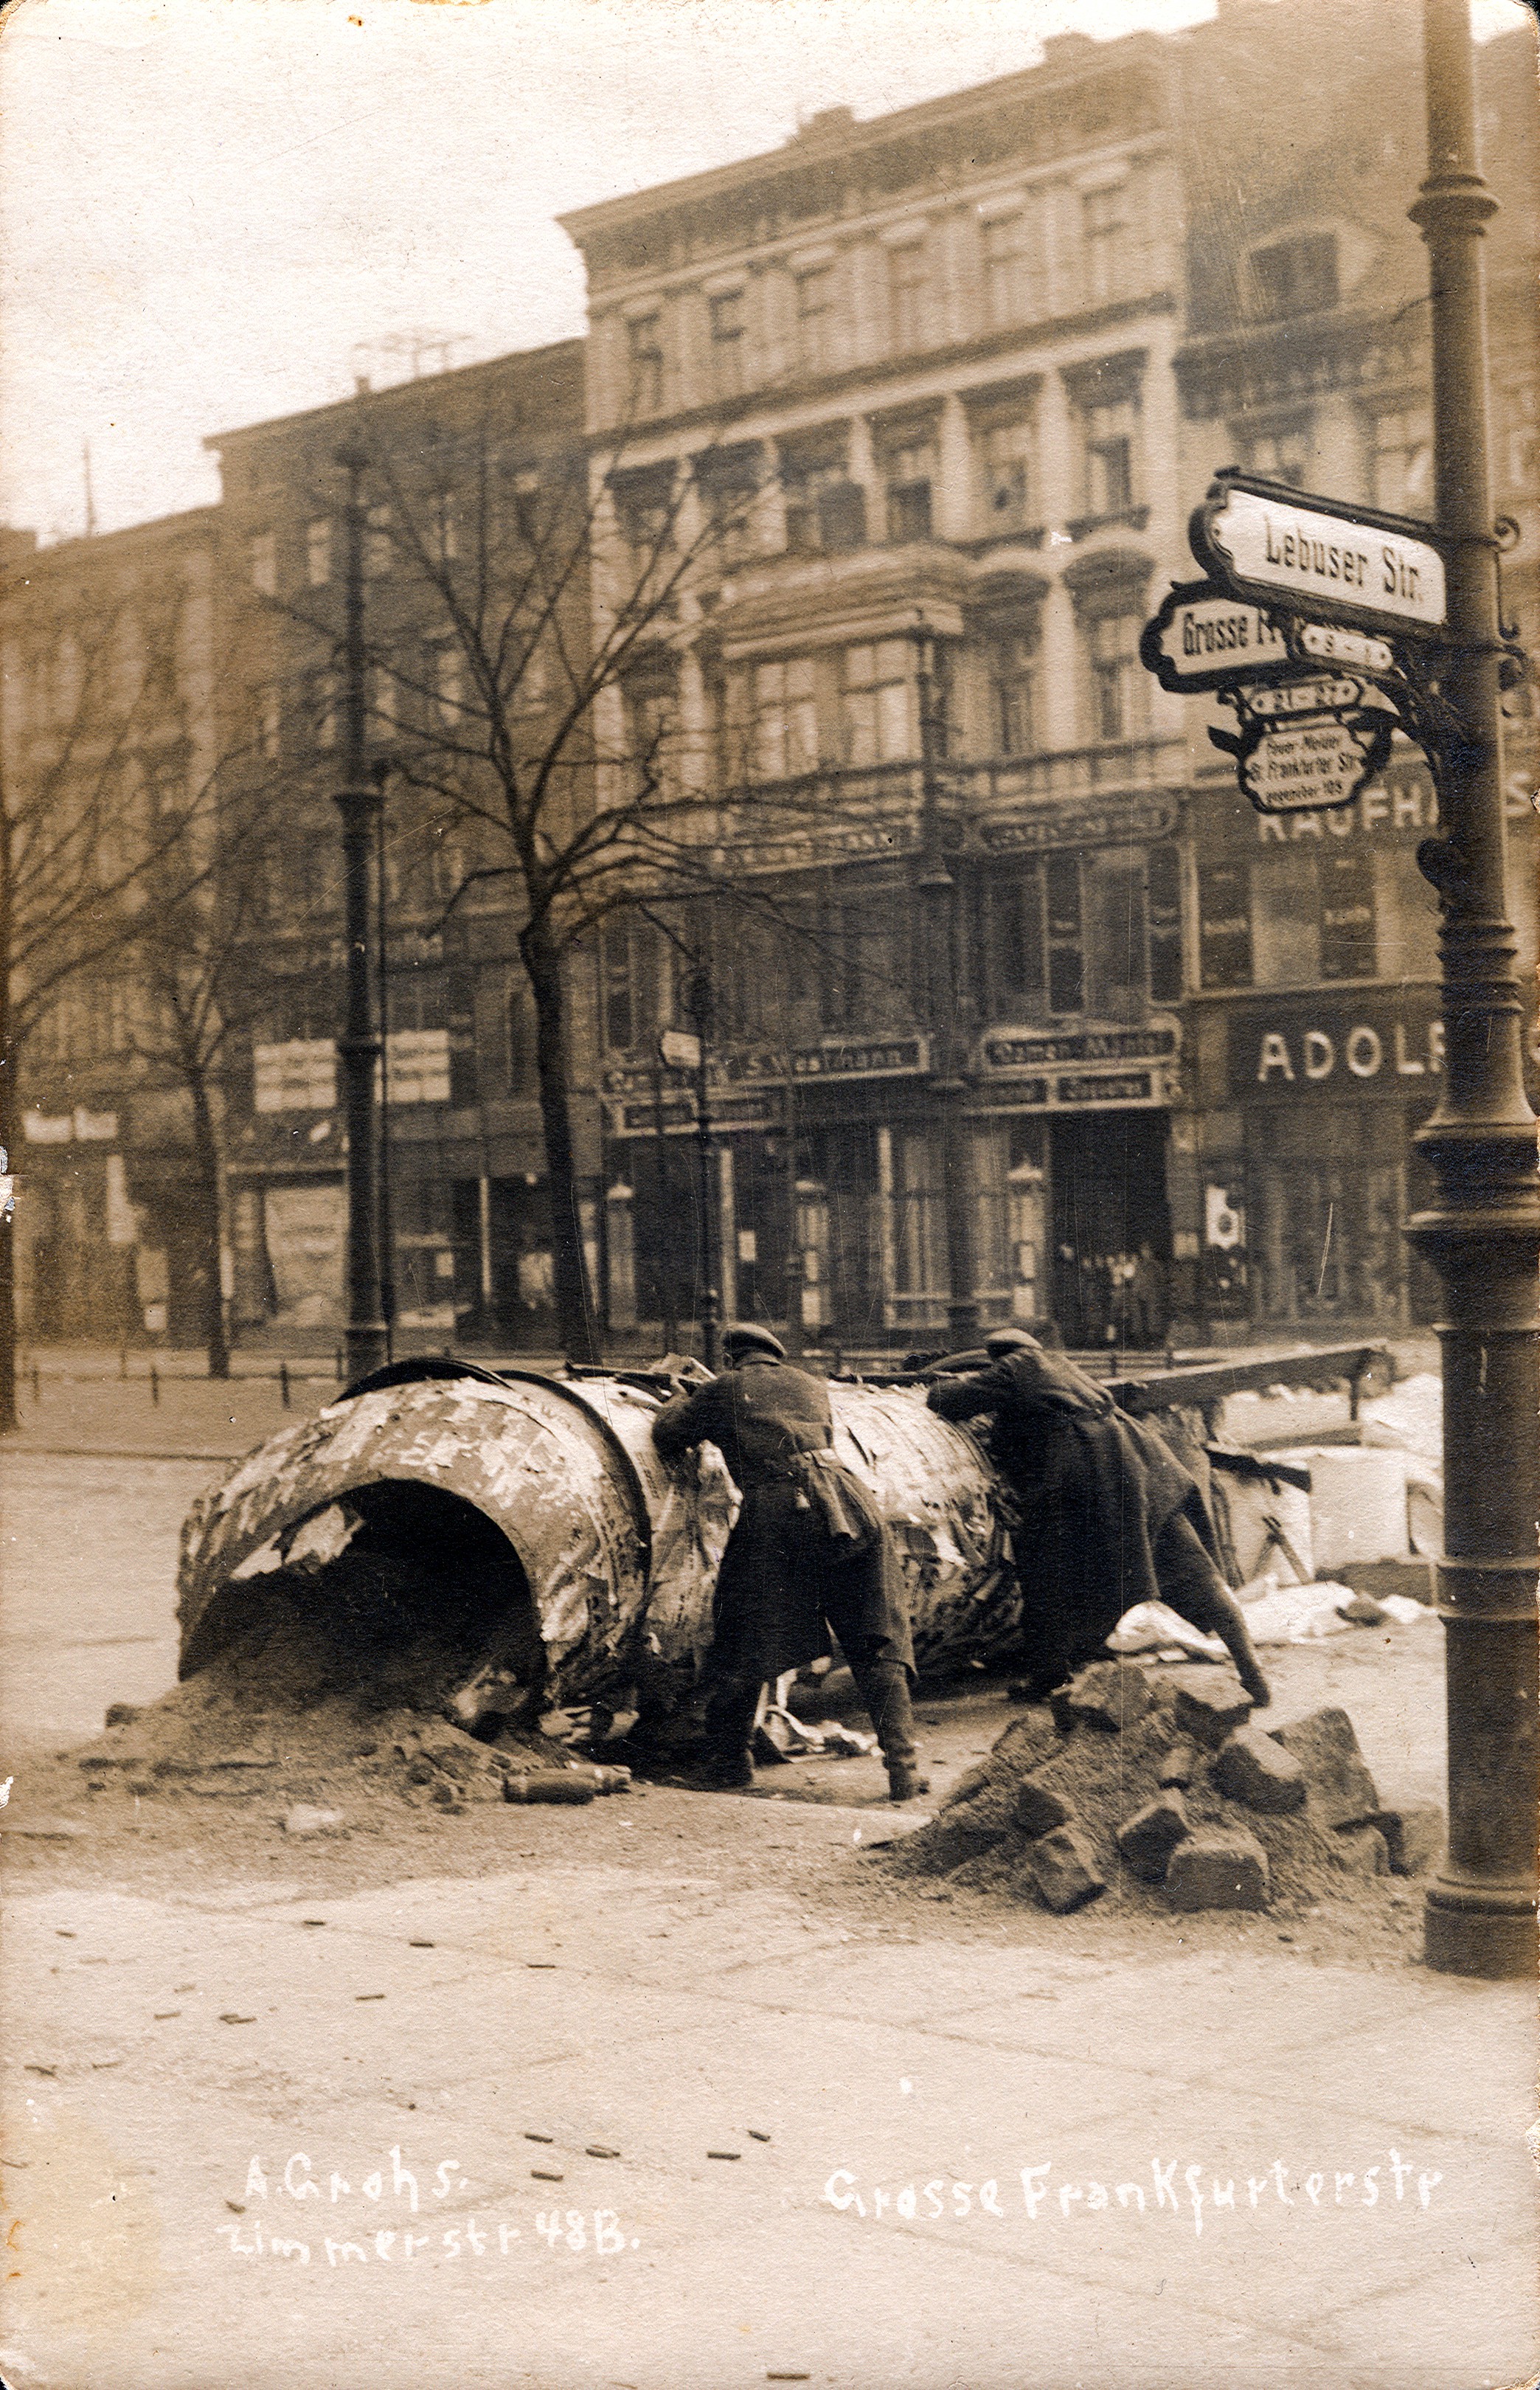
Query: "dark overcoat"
652 1357 913 1683
926 1345 1221 1652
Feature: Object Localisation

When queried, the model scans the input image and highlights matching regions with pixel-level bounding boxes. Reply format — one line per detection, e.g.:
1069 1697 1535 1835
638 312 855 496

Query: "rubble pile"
886 1661 1440 1916
72 1554 588 1821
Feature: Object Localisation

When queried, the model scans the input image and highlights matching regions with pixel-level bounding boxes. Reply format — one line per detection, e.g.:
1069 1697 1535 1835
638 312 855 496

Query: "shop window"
977 416 1036 536
1086 612 1143 743
1084 850 1147 1013
1241 421 1311 487
1045 853 1083 1015
306 518 332 587
1250 232 1338 319
884 437 935 544
888 240 929 353
627 314 665 416
1147 843 1185 1002
249 530 277 598
795 268 836 374
842 640 912 766
989 635 1037 757
982 213 1033 330
751 656 819 780
1371 405 1434 521
1252 851 1319 986
1082 183 1125 308
983 863 1045 1009
709 288 746 401
1198 862 1253 988
1319 851 1378 980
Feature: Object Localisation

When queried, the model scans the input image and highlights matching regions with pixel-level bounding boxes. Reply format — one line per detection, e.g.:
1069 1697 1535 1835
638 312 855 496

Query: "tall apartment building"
1 509 222 1343
561 3 1539 1353
204 340 595 1345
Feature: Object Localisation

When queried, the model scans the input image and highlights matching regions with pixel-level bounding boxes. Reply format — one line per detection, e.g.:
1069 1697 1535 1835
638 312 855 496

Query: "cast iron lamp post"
333 438 389 1381
1408 0 1539 1978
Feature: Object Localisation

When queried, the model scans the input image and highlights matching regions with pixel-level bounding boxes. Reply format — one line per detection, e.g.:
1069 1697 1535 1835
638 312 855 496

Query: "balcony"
706 538 971 654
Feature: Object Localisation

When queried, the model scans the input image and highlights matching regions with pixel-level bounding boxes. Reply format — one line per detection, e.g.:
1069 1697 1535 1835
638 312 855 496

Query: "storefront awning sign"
1189 471 1448 640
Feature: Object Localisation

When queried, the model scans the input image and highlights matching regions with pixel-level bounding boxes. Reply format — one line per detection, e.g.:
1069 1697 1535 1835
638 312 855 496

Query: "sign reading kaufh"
1190 471 1449 640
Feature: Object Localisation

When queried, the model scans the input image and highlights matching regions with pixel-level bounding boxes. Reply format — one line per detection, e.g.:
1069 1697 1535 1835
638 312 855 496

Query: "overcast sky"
1 0 1529 544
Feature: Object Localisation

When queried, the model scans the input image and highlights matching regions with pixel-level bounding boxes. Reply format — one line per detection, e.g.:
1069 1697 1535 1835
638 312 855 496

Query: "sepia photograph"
0 0 1536 2382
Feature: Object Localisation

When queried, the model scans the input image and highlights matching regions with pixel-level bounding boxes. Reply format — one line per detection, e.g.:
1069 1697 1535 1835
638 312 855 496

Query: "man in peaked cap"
928 1331 1270 1707
652 1323 926 1798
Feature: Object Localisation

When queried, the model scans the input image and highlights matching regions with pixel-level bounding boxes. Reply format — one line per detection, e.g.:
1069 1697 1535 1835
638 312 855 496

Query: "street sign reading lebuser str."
1190 471 1448 640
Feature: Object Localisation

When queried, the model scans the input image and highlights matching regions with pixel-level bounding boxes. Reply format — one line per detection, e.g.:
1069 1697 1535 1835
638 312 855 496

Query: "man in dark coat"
927 1329 1270 1705
652 1323 926 1798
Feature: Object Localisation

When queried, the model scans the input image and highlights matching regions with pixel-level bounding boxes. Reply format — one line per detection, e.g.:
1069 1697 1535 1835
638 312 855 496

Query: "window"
623 667 679 791
255 685 281 761
795 269 835 373
249 530 277 597
50 633 83 724
888 240 928 353
1044 854 1083 1015
1146 843 1184 1002
1085 850 1148 1012
1251 233 1338 319
600 918 659 1053
314 670 338 752
1087 612 1142 743
306 518 332 587
984 865 1045 1008
1504 379 1539 493
978 417 1036 534
431 491 459 564
1083 395 1137 517
982 213 1033 330
751 657 819 780
990 636 1037 757
1242 423 1311 487
884 437 934 544
1319 851 1377 980
783 451 865 554
626 314 665 416
612 463 676 581
842 641 912 766
365 506 392 578
368 663 398 745
816 893 901 1034
697 446 760 568
507 975 537 1093
1252 852 1319 986
1198 861 1253 990
432 643 464 727
1371 405 1433 520
1082 184 1125 308
708 290 746 400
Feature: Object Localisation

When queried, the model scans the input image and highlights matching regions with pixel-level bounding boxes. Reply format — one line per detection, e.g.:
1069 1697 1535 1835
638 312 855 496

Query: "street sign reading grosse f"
1140 580 1293 691
1191 471 1448 639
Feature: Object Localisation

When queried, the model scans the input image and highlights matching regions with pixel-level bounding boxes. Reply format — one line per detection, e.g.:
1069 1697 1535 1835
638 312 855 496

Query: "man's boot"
858 1658 929 1801
697 1677 758 1790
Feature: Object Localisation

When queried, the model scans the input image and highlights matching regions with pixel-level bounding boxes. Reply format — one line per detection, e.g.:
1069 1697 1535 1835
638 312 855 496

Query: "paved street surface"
1 1397 1530 2390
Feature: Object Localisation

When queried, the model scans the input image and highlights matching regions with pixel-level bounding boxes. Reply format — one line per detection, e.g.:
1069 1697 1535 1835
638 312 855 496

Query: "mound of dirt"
73 1556 575 1821
884 1662 1435 1918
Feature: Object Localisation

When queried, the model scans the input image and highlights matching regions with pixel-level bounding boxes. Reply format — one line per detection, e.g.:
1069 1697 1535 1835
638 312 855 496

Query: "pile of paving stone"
887 1661 1441 1914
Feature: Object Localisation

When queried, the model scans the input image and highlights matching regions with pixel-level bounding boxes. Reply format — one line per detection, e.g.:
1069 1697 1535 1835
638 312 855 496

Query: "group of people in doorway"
651 1318 1271 1801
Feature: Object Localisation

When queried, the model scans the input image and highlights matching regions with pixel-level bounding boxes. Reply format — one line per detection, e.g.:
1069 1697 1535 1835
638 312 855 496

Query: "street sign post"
1190 471 1449 640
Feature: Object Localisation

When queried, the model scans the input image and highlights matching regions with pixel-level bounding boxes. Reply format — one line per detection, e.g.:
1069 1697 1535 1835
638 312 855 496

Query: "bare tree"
276 398 867 1363
0 563 265 1426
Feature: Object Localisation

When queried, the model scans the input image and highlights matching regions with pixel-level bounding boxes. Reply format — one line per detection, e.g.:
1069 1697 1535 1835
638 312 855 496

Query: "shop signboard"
1189 471 1448 640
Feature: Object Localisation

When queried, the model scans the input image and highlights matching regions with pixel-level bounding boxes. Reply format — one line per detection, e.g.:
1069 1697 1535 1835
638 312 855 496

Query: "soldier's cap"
984 1328 1041 1359
721 1321 786 1360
